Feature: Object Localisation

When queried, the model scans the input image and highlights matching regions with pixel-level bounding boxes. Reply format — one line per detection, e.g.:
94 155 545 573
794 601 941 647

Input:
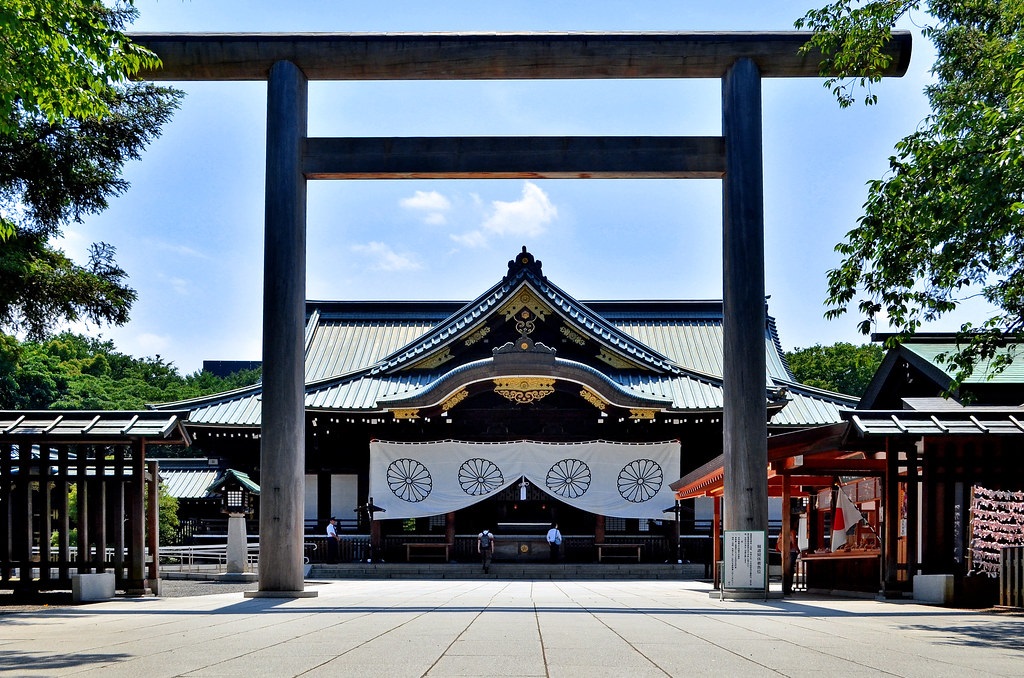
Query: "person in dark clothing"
478 529 494 573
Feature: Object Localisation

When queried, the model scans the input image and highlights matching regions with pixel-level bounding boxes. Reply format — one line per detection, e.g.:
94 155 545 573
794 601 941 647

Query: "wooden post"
147 458 160 587
721 58 768 541
126 441 146 593
445 512 456 550
258 59 309 595
712 495 723 582
781 474 792 593
906 443 919 581
883 440 900 594
77 450 90 575
93 449 107 572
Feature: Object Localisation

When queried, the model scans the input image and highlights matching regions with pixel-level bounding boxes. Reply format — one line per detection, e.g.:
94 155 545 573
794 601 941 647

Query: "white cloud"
401 190 451 212
167 276 190 295
481 181 557 238
400 190 451 225
449 230 488 249
448 182 558 249
134 332 172 356
157 242 212 260
351 241 423 271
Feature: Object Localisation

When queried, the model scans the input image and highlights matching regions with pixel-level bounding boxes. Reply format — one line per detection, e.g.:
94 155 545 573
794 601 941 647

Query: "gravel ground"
0 578 258 614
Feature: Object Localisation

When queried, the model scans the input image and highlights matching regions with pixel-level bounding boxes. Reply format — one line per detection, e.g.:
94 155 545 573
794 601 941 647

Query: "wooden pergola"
132 31 912 595
0 411 190 595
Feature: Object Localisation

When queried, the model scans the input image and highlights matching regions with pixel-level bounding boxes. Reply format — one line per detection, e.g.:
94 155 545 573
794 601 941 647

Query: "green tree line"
0 331 260 410
785 342 884 397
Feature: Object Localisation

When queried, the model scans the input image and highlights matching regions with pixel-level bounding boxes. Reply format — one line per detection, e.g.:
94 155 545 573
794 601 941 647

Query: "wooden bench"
405 542 452 562
596 543 642 563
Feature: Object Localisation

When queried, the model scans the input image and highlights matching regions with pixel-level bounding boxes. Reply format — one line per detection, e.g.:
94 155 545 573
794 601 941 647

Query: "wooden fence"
1001 545 1024 608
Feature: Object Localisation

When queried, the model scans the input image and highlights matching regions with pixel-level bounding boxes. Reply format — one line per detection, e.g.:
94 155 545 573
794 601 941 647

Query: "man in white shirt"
326 517 340 563
546 522 562 562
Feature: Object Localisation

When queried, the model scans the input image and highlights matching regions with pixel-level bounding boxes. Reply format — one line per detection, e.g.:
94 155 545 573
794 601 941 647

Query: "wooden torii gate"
134 31 912 596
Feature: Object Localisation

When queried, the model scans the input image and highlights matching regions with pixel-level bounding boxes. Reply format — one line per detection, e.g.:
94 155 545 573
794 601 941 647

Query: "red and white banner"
831 487 863 551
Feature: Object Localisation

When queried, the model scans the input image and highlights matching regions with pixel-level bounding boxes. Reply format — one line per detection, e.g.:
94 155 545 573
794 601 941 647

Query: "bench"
596 543 642 563
405 543 452 562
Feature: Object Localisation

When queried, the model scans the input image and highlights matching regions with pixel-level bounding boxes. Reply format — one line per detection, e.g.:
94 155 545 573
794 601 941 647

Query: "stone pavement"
0 579 1021 677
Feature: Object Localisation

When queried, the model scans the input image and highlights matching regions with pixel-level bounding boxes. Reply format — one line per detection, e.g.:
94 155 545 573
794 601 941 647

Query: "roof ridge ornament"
506 246 543 280
493 334 556 358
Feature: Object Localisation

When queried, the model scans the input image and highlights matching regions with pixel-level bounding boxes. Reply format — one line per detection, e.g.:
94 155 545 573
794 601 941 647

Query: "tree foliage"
0 1 180 337
786 342 884 397
798 1 1024 386
0 331 261 410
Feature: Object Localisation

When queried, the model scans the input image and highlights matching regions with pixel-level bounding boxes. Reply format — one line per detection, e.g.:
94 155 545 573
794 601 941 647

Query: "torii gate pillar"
248 60 313 597
722 58 768 536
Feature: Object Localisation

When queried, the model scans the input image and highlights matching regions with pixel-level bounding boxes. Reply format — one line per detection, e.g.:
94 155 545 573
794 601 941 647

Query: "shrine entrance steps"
308 562 708 580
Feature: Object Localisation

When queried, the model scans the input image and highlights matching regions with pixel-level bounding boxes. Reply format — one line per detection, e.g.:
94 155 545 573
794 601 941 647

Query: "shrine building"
158 248 854 562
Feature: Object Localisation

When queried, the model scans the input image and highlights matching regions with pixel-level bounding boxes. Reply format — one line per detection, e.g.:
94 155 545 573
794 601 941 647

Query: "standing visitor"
546 523 563 562
326 517 340 564
778 527 799 595
478 528 494 574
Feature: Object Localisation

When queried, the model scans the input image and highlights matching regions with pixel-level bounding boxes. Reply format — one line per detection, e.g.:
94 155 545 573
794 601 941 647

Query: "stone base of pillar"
244 590 318 598
214 572 258 583
711 590 782 600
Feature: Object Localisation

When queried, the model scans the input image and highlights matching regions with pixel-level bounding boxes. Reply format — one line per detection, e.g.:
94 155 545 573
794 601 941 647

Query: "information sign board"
722 530 767 591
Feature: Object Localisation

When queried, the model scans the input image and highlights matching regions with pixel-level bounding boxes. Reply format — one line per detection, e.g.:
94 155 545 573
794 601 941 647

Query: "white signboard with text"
723 530 767 591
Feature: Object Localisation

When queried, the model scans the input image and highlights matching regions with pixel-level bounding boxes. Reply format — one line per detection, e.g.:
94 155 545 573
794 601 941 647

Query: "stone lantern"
206 469 260 580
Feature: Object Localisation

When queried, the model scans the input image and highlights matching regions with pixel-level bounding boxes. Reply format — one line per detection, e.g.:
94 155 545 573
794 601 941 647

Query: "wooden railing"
1000 546 1024 608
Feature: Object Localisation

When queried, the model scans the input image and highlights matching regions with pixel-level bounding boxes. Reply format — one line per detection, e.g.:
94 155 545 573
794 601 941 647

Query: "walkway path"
1 580 1021 676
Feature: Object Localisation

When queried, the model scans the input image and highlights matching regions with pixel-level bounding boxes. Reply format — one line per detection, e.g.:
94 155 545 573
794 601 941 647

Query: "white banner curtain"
369 440 680 520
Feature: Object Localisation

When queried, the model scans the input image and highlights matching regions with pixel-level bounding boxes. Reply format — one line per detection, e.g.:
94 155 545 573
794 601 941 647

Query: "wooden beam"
131 31 912 81
792 458 886 473
303 136 725 179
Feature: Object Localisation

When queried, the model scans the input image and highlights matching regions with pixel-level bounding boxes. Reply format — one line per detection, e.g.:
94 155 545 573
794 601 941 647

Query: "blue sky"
61 2 965 374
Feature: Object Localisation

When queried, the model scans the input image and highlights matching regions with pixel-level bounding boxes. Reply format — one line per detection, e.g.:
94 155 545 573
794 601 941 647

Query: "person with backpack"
478 528 494 573
546 522 563 562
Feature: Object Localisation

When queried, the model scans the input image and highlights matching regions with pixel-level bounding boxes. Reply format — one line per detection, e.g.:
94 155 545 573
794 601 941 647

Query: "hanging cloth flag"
831 486 864 551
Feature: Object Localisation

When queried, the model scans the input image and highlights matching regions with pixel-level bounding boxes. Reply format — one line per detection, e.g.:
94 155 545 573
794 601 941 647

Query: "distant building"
202 360 262 379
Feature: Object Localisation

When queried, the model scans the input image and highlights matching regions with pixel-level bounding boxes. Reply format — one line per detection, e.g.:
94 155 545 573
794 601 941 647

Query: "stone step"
309 562 708 580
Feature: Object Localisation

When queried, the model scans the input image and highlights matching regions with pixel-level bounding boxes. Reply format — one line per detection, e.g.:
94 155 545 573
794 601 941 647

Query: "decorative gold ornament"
391 409 421 420
464 325 491 346
410 348 453 370
560 325 586 346
597 347 644 370
579 388 606 410
629 408 658 420
493 377 555 404
498 287 550 324
442 389 469 411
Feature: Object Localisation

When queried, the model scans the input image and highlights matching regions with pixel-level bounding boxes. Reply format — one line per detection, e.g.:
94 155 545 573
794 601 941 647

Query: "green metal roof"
206 468 260 495
902 343 1024 384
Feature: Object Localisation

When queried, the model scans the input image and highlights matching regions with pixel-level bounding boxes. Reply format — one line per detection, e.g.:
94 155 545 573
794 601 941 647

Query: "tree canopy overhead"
0 1 180 338
799 1 1024 384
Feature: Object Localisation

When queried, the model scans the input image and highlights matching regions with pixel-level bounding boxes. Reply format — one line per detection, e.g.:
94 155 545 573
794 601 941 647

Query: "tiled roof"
157 250 853 429
0 411 191 442
845 407 1024 437
160 468 219 499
